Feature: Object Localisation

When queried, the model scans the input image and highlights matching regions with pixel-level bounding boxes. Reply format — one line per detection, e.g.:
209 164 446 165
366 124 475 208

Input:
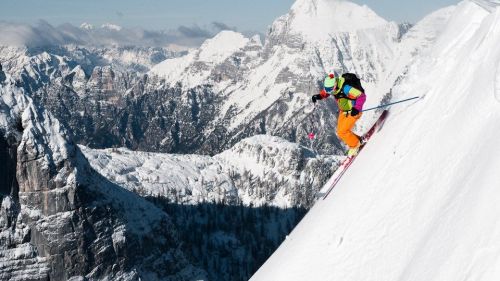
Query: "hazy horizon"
1 0 460 31
0 0 460 48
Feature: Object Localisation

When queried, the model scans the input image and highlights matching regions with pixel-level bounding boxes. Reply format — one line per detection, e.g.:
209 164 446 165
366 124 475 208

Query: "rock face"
0 112 18 197
0 80 205 280
0 64 6 84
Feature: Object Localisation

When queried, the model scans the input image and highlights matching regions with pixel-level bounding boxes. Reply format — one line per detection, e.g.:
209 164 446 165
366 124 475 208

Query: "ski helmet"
324 74 337 93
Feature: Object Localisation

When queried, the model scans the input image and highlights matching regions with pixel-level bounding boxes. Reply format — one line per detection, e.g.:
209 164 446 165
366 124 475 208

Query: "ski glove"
350 108 360 116
312 94 322 103
334 92 347 100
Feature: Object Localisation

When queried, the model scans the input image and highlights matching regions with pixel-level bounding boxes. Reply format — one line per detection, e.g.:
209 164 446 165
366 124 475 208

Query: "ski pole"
362 96 420 112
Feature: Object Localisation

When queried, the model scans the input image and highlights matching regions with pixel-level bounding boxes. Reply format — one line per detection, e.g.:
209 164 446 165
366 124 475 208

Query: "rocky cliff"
0 75 205 281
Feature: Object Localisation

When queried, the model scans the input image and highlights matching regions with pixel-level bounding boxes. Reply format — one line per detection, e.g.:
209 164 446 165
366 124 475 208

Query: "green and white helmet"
324 73 337 93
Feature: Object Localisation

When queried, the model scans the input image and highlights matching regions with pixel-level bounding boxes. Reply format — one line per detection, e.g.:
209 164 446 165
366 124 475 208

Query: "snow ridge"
82 135 340 208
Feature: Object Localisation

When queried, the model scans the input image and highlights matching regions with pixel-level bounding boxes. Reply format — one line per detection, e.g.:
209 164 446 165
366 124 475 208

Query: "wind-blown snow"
251 1 500 281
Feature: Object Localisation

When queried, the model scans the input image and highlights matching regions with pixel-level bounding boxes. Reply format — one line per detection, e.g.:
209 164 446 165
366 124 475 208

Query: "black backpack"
341 73 364 93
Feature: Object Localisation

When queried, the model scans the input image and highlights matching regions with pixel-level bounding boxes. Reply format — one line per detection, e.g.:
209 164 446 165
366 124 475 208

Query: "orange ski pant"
337 111 362 148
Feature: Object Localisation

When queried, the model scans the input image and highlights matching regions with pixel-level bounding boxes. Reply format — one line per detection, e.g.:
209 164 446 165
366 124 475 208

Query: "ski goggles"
324 84 338 94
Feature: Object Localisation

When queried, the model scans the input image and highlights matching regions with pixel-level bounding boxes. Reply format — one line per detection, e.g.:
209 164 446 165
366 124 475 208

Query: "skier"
311 73 366 156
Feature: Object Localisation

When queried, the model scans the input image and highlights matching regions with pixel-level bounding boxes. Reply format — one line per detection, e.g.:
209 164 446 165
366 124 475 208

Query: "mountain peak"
80 22 94 30
194 30 248 63
101 23 122 31
288 0 388 36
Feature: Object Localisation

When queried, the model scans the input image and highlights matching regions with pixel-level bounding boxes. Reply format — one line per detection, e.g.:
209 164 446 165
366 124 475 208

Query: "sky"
1 0 461 32
0 0 461 48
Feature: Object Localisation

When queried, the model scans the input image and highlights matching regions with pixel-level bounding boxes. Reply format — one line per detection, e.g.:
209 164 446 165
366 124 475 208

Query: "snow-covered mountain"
0 45 181 92
148 0 419 154
251 1 500 280
288 0 388 34
81 135 340 208
1 0 443 157
135 0 451 158
151 31 254 87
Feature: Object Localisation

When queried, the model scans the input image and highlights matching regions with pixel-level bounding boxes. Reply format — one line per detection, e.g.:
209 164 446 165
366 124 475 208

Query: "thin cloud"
177 25 212 38
0 20 242 48
212 21 237 32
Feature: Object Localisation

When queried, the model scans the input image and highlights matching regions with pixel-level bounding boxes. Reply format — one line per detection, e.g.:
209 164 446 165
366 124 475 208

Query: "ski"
320 110 389 200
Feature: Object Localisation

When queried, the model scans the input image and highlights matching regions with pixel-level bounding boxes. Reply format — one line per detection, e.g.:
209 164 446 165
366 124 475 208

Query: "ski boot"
347 142 361 157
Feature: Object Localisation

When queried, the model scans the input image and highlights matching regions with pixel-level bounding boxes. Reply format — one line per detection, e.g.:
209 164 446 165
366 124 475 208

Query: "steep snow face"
251 2 500 281
289 0 388 38
380 5 456 93
472 0 500 11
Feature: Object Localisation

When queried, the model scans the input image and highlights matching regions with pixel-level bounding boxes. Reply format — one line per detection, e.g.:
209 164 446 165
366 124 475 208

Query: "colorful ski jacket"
321 77 366 112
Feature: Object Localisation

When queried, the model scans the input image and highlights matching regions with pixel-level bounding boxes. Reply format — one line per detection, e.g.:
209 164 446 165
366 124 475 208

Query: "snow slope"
379 5 456 95
251 1 500 280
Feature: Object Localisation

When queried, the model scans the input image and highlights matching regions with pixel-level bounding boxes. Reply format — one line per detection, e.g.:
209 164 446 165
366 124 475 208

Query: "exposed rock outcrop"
0 79 205 281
